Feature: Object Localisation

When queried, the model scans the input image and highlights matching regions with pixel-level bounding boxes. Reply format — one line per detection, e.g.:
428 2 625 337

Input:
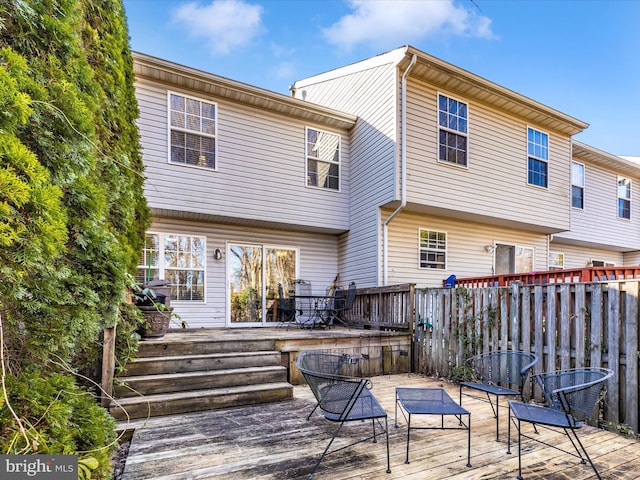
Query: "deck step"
109 382 294 420
136 337 276 356
121 350 282 376
115 365 288 397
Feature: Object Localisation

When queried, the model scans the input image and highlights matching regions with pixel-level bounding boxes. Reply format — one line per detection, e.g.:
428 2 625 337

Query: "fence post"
101 326 116 408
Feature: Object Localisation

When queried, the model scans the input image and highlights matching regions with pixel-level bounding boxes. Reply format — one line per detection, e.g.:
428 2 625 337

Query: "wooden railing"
349 283 415 331
450 266 640 288
414 281 640 434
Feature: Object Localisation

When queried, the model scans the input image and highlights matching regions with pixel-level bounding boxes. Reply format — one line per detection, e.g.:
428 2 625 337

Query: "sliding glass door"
228 244 296 325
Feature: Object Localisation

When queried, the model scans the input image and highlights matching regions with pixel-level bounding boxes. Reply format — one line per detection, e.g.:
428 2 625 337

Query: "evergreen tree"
0 0 150 475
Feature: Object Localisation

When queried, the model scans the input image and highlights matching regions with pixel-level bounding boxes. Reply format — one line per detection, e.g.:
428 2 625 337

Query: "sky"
122 0 640 156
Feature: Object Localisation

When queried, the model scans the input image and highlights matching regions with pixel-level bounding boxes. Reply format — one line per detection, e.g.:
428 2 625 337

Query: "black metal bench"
297 350 391 479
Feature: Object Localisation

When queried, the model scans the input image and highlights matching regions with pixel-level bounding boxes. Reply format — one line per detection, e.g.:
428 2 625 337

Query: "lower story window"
549 252 564 270
419 229 447 269
137 233 206 301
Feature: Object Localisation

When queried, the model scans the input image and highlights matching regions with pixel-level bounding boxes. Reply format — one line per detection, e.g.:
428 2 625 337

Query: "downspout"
383 52 416 286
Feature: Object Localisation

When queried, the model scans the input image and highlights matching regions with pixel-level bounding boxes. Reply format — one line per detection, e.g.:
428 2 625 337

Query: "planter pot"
138 305 173 339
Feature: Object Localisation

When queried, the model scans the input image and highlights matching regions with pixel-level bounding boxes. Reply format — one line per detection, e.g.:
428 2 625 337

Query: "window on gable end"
618 176 631 219
571 161 585 209
527 127 548 188
438 94 468 167
306 127 340 190
169 92 216 169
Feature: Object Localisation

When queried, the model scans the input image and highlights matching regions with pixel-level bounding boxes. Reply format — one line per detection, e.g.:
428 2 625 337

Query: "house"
132 46 639 329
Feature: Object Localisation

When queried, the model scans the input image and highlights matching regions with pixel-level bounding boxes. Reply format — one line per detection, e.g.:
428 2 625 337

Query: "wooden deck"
118 373 639 479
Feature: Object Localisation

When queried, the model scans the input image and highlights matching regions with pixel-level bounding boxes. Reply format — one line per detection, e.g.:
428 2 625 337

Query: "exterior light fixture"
214 248 223 260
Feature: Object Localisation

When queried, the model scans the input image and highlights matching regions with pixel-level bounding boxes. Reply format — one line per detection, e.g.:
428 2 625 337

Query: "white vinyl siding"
136 81 351 231
404 79 572 233
292 61 399 287
385 210 549 287
547 242 623 270
555 159 640 250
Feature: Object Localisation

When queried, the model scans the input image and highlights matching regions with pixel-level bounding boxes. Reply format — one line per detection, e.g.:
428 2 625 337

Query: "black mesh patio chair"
326 281 356 328
507 367 613 480
459 350 538 441
297 351 390 479
276 283 296 328
303 351 350 420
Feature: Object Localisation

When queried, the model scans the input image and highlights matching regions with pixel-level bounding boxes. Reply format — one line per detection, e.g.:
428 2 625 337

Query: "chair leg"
307 421 345 479
566 428 603 480
384 417 391 474
306 403 319 421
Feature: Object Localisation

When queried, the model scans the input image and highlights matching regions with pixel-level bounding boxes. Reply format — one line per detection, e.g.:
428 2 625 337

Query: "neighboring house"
132 46 639 328
550 142 640 268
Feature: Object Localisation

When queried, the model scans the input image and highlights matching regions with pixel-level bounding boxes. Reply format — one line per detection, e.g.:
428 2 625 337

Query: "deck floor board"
120 373 639 480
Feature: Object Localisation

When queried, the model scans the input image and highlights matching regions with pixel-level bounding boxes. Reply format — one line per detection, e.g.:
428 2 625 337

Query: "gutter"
383 51 417 286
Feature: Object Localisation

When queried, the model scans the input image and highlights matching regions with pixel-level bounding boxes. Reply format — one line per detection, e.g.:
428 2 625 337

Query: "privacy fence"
413 281 640 434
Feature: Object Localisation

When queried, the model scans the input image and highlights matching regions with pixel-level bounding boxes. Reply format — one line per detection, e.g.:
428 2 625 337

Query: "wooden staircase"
109 336 293 420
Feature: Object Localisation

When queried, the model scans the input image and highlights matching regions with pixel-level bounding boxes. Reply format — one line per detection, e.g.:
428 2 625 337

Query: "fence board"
413 280 640 434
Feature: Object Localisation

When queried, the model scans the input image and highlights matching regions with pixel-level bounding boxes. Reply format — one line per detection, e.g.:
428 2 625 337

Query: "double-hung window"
137 233 206 301
419 229 447 269
169 92 216 169
438 94 468 166
527 127 548 188
571 161 585 209
549 252 565 270
306 127 340 190
618 177 631 219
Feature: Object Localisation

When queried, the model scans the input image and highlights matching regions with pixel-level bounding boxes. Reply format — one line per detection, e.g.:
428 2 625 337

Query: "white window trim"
437 91 470 169
167 91 218 171
526 126 549 189
418 228 448 270
305 126 341 192
571 161 585 209
549 251 564 270
617 176 631 220
139 231 207 303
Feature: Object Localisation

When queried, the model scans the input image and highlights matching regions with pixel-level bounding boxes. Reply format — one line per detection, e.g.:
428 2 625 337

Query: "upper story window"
169 92 216 169
549 252 564 270
137 232 206 301
618 177 631 219
306 127 340 190
527 127 548 188
571 161 585 209
438 94 468 167
419 229 447 269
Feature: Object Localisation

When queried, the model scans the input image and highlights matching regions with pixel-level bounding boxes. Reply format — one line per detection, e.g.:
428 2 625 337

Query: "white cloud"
172 0 264 55
322 0 496 51
271 61 295 80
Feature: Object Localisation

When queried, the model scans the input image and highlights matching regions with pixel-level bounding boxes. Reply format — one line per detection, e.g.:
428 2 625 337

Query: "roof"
132 52 357 131
573 140 640 175
294 45 589 137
